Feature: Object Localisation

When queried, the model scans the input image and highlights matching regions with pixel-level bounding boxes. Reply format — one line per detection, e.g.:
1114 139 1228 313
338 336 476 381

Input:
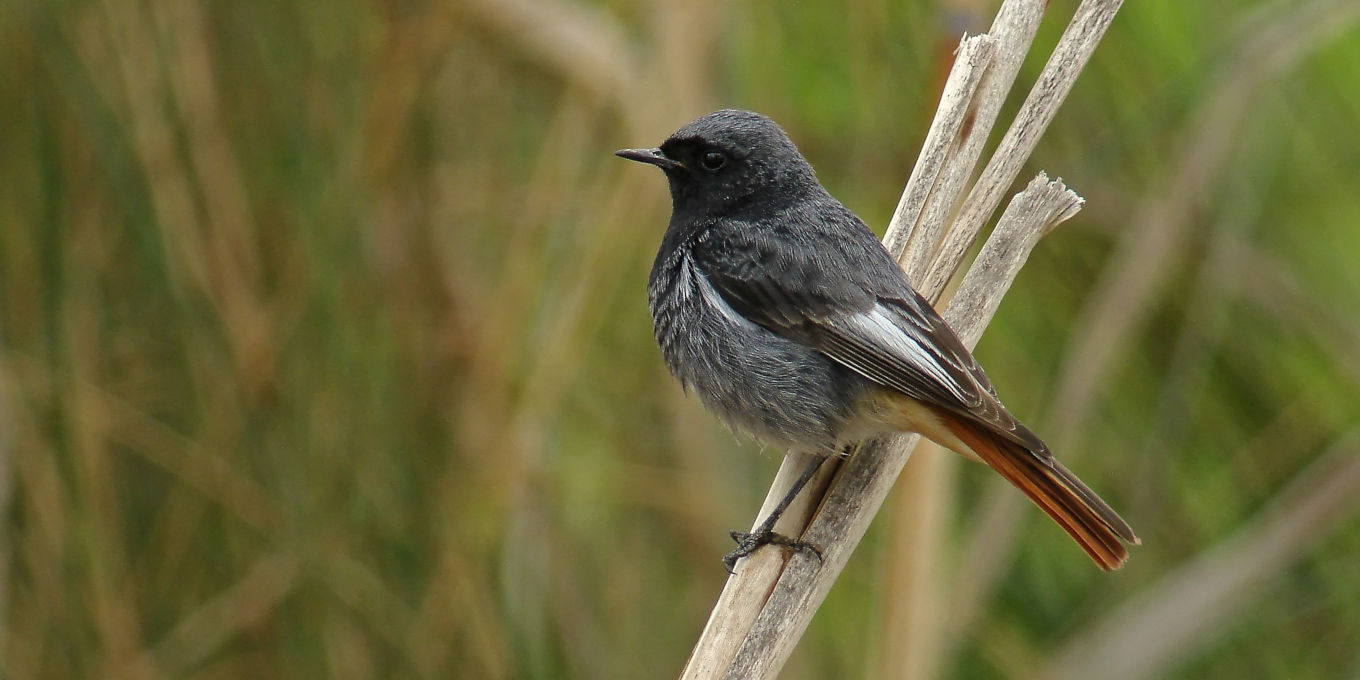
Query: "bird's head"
616 109 818 218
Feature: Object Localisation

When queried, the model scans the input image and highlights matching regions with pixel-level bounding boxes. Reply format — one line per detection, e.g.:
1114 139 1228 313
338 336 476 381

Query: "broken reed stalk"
679 0 1125 678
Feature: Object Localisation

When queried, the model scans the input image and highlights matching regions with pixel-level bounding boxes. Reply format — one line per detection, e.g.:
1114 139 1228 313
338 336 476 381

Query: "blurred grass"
2 0 1360 678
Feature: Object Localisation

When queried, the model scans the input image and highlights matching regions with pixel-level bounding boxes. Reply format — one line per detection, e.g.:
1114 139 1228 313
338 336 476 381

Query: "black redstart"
617 109 1137 572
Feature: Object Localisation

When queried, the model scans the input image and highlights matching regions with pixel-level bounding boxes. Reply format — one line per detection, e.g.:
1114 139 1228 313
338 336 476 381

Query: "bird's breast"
647 250 873 452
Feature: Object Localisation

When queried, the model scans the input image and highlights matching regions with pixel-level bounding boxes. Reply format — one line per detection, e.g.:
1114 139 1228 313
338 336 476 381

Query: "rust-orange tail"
945 418 1139 571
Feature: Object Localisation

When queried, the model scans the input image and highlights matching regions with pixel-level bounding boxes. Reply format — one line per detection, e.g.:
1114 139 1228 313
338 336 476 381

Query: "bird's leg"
724 454 827 574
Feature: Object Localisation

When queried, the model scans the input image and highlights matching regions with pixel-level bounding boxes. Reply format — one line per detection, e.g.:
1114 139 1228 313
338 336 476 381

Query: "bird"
616 109 1138 573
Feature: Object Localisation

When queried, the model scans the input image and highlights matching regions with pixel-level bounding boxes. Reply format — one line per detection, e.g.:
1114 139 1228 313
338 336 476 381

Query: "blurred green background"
3 0 1360 678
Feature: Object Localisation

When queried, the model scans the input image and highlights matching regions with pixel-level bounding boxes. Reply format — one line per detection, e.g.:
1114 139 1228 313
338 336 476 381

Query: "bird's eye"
700 151 727 171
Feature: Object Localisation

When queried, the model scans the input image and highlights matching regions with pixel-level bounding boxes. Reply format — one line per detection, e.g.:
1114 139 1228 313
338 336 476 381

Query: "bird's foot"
722 528 823 574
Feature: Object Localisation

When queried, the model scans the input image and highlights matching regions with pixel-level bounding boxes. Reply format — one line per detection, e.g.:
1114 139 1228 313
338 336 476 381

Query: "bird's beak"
615 147 683 170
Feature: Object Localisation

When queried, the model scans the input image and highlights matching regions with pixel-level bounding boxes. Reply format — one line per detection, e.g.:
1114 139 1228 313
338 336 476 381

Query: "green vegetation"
2 0 1360 678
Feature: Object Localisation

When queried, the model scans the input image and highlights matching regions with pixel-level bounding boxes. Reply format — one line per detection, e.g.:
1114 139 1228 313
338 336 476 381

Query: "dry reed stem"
920 0 1123 298
895 2 1049 281
884 34 997 265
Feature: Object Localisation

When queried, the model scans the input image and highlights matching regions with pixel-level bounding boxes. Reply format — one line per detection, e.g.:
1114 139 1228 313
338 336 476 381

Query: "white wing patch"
845 306 969 401
693 258 760 329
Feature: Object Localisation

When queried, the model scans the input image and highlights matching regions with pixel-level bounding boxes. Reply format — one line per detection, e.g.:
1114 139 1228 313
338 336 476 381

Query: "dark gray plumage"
618 109 1137 571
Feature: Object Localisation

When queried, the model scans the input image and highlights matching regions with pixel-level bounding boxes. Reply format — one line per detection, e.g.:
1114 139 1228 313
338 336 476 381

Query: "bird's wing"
696 219 1042 451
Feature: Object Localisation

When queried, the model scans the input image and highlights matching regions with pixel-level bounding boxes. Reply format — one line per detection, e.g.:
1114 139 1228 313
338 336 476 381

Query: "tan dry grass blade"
875 441 956 680
1044 432 1360 680
143 552 301 677
455 0 638 111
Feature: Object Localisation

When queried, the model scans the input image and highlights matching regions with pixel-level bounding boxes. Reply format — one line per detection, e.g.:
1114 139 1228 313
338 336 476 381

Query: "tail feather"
944 419 1138 571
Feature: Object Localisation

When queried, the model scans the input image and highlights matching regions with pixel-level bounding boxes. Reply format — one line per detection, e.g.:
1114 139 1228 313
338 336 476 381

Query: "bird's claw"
722 528 823 574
